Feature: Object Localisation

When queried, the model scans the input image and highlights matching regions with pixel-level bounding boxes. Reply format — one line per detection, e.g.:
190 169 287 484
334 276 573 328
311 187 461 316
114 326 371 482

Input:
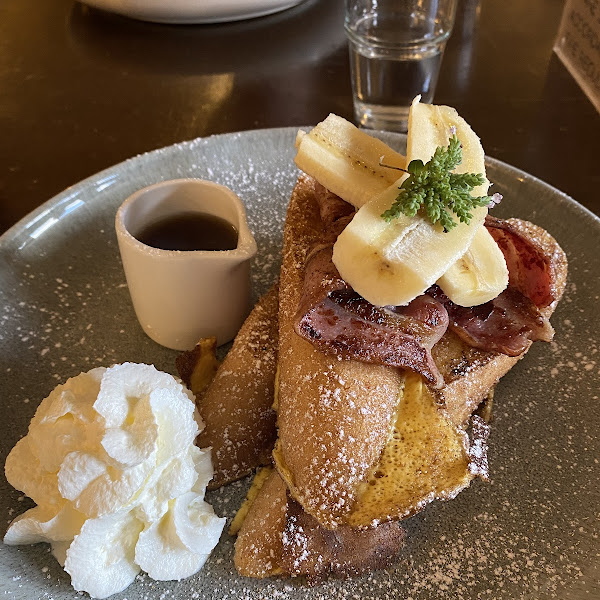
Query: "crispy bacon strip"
295 185 448 387
297 284 448 387
313 181 355 226
485 215 556 308
430 286 554 356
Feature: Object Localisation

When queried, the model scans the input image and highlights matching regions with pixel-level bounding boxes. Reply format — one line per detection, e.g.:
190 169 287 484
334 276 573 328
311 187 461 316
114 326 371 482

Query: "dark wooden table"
1 0 599 235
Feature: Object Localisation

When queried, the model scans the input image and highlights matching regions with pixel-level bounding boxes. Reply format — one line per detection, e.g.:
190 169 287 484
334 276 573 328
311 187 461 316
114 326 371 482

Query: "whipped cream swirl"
4 363 225 599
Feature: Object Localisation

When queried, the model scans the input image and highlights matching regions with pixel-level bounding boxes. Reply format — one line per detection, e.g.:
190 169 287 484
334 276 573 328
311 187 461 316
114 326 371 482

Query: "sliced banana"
294 114 406 208
294 101 509 308
406 100 489 198
437 226 508 306
332 98 489 307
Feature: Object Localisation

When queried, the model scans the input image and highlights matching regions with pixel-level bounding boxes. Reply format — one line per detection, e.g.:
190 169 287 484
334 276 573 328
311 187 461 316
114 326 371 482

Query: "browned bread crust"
234 470 405 582
189 285 279 490
234 470 288 578
274 175 568 528
432 332 522 427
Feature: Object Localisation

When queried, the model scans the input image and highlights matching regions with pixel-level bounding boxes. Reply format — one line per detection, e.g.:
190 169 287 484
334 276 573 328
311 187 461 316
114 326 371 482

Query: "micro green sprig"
381 134 494 232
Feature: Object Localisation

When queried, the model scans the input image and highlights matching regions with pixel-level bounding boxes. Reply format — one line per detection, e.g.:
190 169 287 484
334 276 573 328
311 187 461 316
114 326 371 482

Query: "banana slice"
294 114 406 208
294 102 509 308
437 226 509 306
332 98 489 307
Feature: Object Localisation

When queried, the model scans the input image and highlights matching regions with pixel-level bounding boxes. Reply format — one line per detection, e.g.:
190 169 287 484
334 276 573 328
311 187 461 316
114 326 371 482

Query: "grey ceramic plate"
1 128 598 600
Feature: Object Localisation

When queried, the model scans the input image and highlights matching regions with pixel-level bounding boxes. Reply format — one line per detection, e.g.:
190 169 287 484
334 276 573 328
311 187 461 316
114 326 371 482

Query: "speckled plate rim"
1 127 598 251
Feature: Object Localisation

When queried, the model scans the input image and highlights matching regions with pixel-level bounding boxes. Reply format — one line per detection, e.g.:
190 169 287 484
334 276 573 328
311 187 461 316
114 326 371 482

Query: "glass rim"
344 25 452 49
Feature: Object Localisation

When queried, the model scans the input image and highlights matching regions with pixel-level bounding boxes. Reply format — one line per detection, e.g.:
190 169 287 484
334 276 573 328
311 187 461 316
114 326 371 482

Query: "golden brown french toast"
186 174 567 581
273 175 568 529
177 285 279 490
234 469 405 583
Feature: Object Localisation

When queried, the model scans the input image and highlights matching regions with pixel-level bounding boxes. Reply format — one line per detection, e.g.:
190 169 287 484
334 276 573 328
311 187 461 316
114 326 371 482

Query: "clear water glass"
345 0 458 132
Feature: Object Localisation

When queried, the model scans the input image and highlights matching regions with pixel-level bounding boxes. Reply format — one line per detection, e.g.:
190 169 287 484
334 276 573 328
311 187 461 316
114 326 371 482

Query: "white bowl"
78 0 307 24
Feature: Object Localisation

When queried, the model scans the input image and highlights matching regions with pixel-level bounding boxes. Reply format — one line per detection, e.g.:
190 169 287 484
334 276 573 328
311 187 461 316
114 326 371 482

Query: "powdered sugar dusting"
1 130 598 598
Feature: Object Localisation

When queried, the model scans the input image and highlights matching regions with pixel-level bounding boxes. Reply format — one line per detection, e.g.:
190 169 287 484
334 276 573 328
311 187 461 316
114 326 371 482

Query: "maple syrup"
137 212 238 251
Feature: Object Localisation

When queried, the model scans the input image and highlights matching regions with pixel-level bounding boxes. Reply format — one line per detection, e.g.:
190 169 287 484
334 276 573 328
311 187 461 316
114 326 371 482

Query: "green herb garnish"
381 134 493 231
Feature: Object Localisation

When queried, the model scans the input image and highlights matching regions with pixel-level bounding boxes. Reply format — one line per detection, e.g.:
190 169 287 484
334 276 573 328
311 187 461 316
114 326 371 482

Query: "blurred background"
0 0 598 233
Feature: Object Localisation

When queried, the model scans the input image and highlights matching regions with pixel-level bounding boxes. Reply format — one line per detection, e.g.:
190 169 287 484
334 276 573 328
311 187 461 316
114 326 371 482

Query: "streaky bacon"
294 184 448 387
485 215 555 308
313 182 355 227
297 285 448 387
429 286 554 357
430 215 558 355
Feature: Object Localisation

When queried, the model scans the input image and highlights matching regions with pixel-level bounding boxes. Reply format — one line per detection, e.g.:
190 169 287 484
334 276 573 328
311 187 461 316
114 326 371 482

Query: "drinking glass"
345 0 458 132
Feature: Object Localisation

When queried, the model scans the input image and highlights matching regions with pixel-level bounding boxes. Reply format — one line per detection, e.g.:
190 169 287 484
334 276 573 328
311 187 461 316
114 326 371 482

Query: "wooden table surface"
1 0 599 235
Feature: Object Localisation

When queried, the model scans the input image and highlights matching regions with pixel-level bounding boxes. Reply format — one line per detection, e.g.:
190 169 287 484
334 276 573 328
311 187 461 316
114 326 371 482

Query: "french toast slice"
233 468 405 583
233 468 288 578
179 174 567 580
274 175 404 528
177 285 279 490
273 175 568 529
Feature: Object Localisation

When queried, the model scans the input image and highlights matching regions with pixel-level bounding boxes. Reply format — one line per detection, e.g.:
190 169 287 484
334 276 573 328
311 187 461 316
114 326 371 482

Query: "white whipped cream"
4 363 225 599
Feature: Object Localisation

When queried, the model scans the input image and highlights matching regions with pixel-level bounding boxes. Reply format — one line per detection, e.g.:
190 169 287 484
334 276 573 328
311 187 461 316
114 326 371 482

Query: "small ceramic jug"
115 178 257 350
